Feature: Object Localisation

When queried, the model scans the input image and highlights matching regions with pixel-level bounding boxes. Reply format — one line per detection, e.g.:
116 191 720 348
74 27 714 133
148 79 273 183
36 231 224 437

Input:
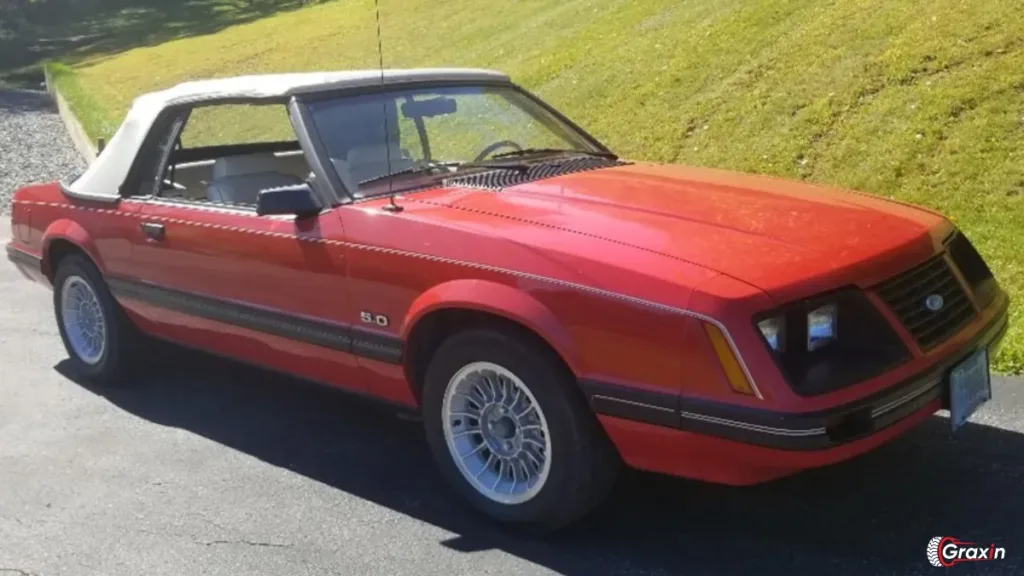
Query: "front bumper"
584 294 1009 452
677 297 1008 451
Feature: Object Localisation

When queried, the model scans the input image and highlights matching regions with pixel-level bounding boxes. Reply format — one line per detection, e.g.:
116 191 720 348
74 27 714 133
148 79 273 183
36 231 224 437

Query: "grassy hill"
43 0 1024 373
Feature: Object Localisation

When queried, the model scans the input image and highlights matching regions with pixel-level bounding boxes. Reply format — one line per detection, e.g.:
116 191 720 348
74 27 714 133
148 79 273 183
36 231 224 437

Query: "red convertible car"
6 68 1010 531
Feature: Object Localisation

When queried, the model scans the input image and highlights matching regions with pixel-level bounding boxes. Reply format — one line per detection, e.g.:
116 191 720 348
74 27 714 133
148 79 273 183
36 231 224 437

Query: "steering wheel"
473 140 523 163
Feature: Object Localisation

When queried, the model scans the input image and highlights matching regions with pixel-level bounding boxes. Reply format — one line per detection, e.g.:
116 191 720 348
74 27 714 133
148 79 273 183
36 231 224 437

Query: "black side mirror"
256 183 322 218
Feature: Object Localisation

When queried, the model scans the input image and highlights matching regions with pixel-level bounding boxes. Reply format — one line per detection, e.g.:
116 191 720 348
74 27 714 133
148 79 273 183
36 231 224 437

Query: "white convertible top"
66 68 511 196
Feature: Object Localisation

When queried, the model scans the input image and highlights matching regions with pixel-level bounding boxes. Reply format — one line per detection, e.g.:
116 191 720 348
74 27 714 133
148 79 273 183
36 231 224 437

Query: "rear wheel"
53 254 143 386
422 329 620 533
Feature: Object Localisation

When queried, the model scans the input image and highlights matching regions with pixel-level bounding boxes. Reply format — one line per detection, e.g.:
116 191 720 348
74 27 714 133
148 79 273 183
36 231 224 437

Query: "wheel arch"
401 279 582 404
41 219 103 280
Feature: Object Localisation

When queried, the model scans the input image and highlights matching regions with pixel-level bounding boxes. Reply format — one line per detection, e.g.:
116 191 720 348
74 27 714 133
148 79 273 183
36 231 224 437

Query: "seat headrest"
205 172 304 205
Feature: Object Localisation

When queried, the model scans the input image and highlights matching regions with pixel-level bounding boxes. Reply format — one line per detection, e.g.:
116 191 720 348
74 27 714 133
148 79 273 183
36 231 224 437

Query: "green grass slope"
50 0 1024 373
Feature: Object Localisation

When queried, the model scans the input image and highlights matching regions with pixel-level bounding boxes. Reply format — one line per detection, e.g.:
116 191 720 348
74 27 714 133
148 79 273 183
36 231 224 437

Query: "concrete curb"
43 67 98 165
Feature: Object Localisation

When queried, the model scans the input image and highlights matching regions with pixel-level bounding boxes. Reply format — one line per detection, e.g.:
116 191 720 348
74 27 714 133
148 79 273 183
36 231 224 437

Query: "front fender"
41 218 103 278
401 279 582 374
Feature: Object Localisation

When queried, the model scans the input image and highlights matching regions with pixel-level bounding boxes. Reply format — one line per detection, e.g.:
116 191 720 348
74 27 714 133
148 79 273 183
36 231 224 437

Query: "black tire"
422 328 620 533
53 253 144 386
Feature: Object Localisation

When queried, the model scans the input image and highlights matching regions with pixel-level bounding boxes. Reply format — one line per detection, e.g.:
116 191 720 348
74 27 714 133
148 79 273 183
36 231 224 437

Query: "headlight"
758 304 839 353
751 288 911 397
757 316 786 352
807 303 838 351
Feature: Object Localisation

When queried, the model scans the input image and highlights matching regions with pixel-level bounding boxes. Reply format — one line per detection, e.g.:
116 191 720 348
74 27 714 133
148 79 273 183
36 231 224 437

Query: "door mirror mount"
256 183 322 218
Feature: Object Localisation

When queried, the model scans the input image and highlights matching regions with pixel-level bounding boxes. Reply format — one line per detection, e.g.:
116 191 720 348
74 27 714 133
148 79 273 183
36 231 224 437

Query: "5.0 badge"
360 311 390 327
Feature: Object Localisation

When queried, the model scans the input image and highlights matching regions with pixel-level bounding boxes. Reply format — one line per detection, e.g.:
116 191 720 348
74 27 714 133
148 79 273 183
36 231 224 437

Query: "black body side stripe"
580 379 681 428
107 277 403 364
100 275 1006 450
352 327 404 364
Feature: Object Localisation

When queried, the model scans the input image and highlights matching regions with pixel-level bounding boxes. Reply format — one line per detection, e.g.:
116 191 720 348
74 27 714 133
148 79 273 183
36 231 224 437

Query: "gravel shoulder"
0 89 86 215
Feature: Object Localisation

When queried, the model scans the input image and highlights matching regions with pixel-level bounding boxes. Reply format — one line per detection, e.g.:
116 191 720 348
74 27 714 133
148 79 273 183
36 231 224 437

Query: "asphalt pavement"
1 224 1023 575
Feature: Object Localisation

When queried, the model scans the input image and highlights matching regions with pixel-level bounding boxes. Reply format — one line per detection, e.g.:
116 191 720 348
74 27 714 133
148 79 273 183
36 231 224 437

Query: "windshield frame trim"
510 85 614 156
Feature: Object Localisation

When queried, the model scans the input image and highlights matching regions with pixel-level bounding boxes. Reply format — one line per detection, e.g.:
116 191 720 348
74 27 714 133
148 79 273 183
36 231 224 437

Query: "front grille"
875 254 976 351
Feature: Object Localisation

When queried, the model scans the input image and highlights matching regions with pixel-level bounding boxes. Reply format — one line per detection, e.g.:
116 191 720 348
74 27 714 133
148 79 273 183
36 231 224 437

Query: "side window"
155 103 312 208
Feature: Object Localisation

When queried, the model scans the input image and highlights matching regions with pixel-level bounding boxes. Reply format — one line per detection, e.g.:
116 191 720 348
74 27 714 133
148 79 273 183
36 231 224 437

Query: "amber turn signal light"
703 322 757 396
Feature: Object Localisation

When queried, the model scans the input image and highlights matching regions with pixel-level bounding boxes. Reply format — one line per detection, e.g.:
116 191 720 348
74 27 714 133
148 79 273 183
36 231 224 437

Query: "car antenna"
374 0 404 213
382 192 403 212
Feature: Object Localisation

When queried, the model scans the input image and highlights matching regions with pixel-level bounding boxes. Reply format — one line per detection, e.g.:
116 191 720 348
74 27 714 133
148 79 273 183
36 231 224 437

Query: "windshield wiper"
360 160 529 186
357 161 461 186
456 160 531 173
490 148 618 160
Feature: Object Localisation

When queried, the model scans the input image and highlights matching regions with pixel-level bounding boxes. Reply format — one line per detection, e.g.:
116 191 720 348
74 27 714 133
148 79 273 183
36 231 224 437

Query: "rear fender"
41 219 104 279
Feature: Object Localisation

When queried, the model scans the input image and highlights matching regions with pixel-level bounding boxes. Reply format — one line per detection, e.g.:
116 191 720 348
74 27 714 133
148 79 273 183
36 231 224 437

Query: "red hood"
427 162 950 303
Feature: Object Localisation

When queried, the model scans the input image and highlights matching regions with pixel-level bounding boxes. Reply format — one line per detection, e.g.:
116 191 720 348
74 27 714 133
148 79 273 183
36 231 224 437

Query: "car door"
117 102 365 394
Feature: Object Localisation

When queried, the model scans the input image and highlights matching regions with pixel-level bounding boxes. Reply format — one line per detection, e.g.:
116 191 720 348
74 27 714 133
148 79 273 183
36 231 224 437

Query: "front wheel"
441 360 554 506
53 254 143 386
422 329 620 533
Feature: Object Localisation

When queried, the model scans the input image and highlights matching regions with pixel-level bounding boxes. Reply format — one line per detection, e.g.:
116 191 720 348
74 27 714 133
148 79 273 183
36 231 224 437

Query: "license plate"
949 348 991 432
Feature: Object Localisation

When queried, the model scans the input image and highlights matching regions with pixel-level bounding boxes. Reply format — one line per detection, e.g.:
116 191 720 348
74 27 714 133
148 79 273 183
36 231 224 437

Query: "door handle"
140 222 165 241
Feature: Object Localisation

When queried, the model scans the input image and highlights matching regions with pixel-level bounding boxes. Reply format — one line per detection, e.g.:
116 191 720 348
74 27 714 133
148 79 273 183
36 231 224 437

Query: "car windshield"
305 84 608 198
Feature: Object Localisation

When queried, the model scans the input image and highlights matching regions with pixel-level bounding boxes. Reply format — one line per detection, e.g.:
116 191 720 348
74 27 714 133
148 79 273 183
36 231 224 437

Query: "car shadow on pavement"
55 348 1024 576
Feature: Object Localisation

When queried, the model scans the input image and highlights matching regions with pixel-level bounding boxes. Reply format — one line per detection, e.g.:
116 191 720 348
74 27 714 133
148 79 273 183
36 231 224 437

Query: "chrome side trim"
870 376 942 418
679 410 826 437
592 395 676 413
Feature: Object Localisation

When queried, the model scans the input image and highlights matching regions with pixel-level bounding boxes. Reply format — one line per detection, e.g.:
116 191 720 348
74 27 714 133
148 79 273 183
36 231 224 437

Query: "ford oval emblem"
925 294 945 312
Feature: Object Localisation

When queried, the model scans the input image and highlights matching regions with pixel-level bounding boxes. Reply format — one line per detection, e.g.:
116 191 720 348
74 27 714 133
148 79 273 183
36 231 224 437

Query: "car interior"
156 99 420 207
161 144 418 206
162 149 312 205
